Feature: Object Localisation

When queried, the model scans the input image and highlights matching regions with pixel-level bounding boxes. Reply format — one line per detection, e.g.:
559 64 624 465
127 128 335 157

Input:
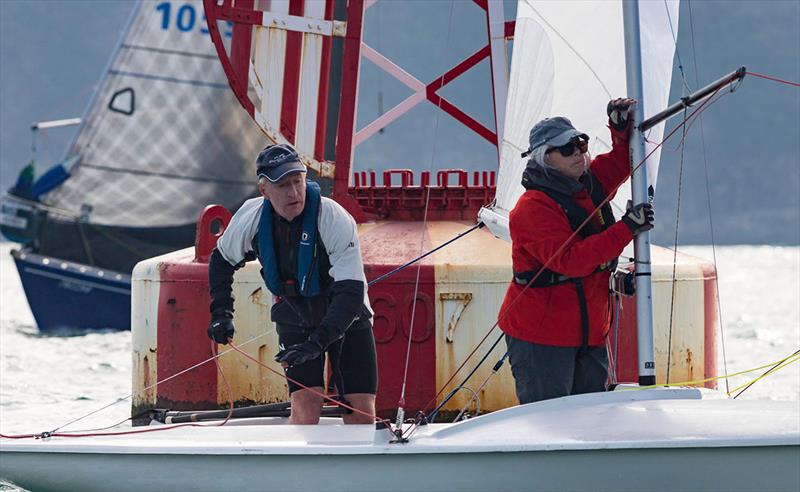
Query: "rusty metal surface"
428 222 515 414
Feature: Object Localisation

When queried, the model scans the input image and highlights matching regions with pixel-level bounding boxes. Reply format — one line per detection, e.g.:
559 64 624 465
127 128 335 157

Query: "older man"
206 143 377 424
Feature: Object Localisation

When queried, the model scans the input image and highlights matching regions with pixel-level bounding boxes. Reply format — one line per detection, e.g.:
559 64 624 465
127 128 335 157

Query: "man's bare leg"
289 387 324 424
342 393 376 424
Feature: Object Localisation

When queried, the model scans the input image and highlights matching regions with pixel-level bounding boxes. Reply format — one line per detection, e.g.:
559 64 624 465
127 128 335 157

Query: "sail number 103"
155 2 232 38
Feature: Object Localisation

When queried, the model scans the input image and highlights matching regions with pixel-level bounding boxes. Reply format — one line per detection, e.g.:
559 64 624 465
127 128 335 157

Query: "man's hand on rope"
275 339 324 368
207 309 235 345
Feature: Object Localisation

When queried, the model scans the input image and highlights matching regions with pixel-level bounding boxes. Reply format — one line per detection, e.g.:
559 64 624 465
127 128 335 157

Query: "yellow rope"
726 355 800 396
619 352 800 391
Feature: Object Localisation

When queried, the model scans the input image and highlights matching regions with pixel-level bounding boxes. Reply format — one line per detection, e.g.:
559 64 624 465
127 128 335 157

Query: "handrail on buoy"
194 205 232 263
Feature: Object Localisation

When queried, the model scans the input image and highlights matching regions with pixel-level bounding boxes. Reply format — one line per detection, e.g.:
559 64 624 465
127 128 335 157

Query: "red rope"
1 342 235 440
746 71 800 88
0 337 393 440
227 342 392 428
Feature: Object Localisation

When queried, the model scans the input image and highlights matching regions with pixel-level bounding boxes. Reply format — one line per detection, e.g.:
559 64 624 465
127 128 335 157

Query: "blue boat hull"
11 249 131 331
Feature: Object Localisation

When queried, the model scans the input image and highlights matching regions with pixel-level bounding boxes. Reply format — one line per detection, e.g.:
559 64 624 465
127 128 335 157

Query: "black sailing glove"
275 337 325 367
207 309 235 345
622 201 655 236
274 280 365 367
607 97 636 131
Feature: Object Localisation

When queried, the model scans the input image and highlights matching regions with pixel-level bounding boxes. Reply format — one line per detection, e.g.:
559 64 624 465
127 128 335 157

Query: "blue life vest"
257 180 322 297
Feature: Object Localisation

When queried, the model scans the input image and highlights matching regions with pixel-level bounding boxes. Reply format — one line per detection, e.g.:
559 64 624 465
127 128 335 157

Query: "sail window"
108 88 135 116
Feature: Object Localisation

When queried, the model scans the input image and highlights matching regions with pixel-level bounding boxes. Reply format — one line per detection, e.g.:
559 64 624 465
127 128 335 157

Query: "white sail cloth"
43 0 265 228
480 0 680 242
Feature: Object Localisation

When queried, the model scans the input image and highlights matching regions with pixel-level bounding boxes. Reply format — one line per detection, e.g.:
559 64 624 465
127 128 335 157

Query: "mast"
622 0 656 386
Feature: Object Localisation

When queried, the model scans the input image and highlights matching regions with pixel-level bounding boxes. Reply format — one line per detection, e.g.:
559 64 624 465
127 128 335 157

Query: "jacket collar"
521 164 585 195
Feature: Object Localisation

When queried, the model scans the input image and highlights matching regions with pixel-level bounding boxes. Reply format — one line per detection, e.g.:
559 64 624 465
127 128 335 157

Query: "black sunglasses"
548 138 588 157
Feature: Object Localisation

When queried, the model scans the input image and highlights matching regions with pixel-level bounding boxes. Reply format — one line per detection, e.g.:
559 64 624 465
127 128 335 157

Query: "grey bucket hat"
521 117 589 157
256 143 306 183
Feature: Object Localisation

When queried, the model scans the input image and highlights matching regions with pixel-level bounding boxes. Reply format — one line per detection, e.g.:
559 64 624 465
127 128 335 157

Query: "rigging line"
731 348 800 399
658 90 729 153
48 406 165 435
726 356 800 395
427 386 477 424
425 332 506 424
605 294 619 386
626 351 800 391
666 106 689 384
228 343 393 428
686 0 701 89
45 416 135 435
64 0 141 164
745 71 800 87
410 87 729 432
699 128 730 395
37 130 51 165
80 223 159 260
453 353 509 423
75 218 96 267
3 193 82 221
523 0 612 99
664 0 691 94
46 330 272 434
452 386 482 423
77 162 254 186
396 0 459 426
610 288 622 385
688 0 730 392
728 357 800 397
367 223 483 286
1 342 237 440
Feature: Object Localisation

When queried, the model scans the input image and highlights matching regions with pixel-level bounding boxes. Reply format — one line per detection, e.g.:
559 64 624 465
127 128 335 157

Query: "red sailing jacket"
498 124 634 347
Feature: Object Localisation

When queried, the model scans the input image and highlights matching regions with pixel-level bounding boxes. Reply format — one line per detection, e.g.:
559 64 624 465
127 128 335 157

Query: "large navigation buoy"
132 175 717 420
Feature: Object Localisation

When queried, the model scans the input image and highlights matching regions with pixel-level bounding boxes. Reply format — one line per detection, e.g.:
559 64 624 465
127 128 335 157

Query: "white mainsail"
43 0 265 228
480 0 680 241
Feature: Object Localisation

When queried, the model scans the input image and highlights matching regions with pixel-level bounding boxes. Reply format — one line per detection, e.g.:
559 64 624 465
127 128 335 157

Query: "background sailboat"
0 0 265 331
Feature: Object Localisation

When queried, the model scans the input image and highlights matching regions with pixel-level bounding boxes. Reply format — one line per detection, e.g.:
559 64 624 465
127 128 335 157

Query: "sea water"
1 243 798 436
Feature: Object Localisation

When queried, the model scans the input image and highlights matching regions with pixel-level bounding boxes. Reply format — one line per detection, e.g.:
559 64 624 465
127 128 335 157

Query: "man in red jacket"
500 98 655 404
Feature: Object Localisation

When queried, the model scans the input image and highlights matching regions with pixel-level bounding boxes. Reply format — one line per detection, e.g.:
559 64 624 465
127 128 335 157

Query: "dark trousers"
505 334 608 404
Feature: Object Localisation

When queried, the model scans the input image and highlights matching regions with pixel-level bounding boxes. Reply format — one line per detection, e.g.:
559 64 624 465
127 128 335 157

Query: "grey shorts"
504 334 608 404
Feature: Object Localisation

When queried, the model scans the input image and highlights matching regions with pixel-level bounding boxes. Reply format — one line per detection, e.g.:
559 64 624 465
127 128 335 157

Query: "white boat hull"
3 389 799 492
3 444 799 492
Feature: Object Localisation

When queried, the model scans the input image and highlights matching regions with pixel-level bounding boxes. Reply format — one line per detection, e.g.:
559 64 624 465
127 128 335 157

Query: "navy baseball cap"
522 117 589 157
255 143 306 183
